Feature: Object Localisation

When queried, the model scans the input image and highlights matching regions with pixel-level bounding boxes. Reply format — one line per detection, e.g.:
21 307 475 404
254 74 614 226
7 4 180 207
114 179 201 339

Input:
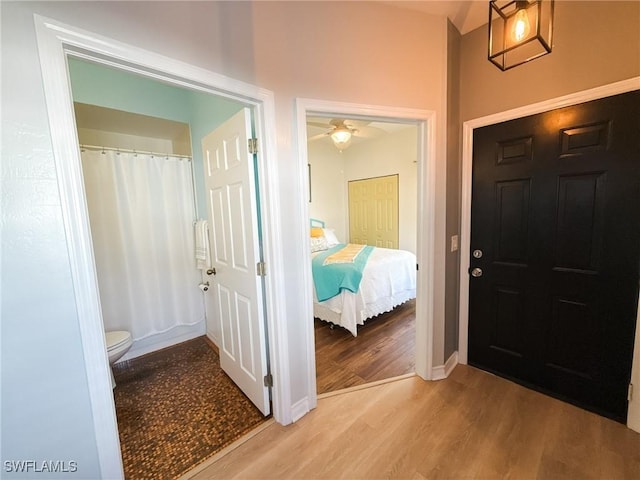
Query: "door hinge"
416 263 419 271
256 261 266 276
248 138 258 155
264 373 273 388
629 383 634 402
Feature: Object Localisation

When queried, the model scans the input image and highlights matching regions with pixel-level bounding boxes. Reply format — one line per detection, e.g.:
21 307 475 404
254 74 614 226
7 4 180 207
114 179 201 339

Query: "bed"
310 220 416 336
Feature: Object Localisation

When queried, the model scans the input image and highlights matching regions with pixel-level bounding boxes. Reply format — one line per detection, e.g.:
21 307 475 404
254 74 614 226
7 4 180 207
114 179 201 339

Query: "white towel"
194 219 211 270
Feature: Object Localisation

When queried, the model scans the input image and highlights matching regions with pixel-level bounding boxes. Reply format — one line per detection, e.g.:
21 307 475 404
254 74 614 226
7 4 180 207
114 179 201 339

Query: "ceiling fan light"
331 129 351 144
331 128 352 150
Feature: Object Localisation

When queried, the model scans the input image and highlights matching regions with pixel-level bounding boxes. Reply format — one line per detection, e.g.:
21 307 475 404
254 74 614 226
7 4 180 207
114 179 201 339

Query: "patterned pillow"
310 236 329 253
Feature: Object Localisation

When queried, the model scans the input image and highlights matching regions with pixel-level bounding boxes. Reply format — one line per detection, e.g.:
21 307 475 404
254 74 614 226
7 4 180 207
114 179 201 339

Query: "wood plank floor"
314 299 415 394
185 364 640 479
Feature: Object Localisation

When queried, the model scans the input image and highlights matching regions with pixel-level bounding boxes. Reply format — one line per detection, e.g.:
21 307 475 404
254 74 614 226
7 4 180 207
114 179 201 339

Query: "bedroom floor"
112 336 268 480
314 299 415 394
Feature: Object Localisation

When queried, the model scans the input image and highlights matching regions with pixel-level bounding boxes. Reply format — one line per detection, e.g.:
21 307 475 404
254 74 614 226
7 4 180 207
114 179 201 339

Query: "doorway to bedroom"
305 114 420 394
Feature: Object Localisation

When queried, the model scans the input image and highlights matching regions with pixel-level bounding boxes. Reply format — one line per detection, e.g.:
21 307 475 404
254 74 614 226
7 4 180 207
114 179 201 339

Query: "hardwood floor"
184 365 640 479
314 299 415 394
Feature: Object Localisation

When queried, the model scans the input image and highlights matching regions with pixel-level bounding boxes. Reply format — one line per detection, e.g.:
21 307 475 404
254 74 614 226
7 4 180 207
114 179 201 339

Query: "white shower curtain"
81 149 204 341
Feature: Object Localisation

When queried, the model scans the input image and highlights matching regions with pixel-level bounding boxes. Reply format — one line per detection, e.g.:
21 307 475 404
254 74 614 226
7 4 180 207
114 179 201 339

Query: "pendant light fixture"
488 0 554 71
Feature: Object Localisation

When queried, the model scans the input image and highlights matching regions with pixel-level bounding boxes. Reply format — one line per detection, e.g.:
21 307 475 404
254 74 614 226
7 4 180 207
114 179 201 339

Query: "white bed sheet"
312 246 416 336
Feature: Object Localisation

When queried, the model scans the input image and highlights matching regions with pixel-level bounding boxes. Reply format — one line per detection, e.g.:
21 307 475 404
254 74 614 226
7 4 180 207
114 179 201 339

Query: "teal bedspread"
312 244 374 302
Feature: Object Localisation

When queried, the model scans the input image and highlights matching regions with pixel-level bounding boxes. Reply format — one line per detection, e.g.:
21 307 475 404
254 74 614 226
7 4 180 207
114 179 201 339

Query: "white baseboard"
205 327 220 347
205 331 219 349
431 351 459 381
116 322 206 362
290 397 312 423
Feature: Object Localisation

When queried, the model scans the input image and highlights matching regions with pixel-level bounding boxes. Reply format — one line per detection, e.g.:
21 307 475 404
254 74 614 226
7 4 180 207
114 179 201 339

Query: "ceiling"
380 0 488 35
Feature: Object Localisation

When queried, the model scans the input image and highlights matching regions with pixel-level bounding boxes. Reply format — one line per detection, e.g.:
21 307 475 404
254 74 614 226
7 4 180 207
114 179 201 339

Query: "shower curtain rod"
80 144 192 159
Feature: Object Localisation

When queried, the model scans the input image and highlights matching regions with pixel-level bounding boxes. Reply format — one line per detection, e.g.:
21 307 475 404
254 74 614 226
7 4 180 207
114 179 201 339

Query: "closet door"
348 174 399 248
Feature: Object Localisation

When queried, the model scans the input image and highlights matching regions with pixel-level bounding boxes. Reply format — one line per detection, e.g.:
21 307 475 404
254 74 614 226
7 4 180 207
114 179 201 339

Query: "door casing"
295 98 437 413
35 15 288 478
458 77 640 430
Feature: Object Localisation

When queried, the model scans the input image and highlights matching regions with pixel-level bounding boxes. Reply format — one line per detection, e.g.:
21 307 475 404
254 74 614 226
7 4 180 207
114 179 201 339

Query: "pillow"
310 227 324 238
322 228 340 247
310 236 329 253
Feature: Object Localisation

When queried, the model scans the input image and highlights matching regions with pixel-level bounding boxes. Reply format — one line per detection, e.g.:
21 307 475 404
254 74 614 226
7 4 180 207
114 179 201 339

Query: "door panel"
555 173 605 271
469 91 640 422
494 179 530 263
349 181 369 245
348 175 399 248
492 286 525 358
202 108 270 416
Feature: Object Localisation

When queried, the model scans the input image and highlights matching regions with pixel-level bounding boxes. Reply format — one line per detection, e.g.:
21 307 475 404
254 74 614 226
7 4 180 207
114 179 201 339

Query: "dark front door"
468 90 640 422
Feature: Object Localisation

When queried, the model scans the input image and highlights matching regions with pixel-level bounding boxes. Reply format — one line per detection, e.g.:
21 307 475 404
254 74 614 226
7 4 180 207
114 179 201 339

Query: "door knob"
471 267 483 277
206 268 216 276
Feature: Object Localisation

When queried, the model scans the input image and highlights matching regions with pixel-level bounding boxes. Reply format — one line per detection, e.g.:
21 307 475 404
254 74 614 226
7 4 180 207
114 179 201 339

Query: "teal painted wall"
68 58 192 123
68 58 243 216
187 91 244 216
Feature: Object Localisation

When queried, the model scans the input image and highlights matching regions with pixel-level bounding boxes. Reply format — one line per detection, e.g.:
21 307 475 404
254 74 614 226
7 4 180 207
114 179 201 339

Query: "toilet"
106 330 132 388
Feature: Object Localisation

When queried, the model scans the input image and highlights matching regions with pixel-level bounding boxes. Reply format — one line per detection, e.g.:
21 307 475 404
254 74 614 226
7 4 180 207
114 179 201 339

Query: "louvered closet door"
468 91 640 422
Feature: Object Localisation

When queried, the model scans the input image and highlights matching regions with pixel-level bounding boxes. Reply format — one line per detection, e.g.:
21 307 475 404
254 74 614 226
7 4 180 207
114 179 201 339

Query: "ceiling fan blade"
307 132 328 142
344 119 372 129
307 121 331 129
354 125 386 138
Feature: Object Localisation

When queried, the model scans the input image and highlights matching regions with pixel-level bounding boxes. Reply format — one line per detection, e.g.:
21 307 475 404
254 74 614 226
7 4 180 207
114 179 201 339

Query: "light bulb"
331 128 352 151
512 8 531 43
331 130 351 144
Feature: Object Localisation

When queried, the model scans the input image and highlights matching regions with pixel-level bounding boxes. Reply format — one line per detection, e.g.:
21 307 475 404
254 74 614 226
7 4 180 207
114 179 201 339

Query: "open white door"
202 108 270 416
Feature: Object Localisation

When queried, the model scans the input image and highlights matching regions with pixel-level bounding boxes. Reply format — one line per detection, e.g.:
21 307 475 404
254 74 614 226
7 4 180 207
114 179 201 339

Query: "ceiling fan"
307 118 383 151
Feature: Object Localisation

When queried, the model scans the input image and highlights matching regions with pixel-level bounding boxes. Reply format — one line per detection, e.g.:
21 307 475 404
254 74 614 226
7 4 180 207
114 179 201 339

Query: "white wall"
252 1 449 400
309 127 419 254
1 1 449 474
343 127 418 254
308 140 347 242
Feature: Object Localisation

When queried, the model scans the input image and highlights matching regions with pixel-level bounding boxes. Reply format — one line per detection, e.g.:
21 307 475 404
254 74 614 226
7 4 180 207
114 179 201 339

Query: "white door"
202 108 270 415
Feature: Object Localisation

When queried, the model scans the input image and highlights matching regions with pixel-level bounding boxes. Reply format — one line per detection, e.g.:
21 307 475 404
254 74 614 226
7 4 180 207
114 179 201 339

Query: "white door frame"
34 16 289 478
457 77 640 430
295 99 436 409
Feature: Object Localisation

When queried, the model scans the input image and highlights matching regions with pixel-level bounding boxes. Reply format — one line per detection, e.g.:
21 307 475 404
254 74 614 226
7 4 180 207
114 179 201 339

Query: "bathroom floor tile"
112 336 267 480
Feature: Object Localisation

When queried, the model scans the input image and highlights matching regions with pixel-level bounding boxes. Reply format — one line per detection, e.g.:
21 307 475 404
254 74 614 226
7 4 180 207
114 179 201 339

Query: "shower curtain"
81 149 204 341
